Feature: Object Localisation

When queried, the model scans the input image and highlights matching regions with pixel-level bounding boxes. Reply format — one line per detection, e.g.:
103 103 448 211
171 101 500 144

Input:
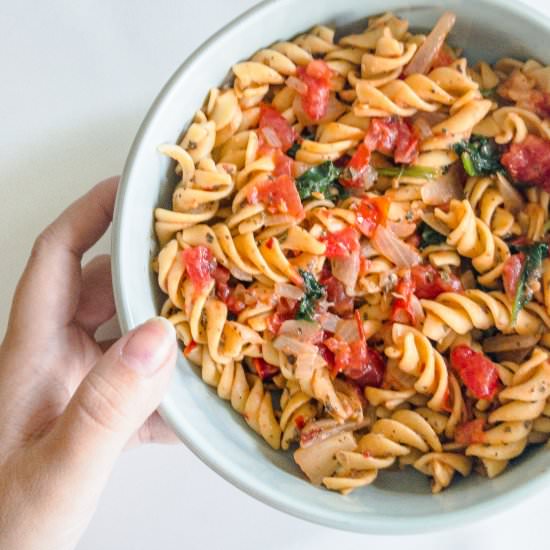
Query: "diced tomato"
340 144 371 188
273 149 294 177
364 117 419 164
248 174 304 219
294 415 306 430
322 274 354 317
454 418 486 445
503 253 525 300
390 271 417 324
354 196 389 238
252 357 280 380
297 60 332 121
318 343 335 371
225 284 247 314
213 265 231 302
450 345 500 401
212 265 247 314
431 46 454 69
259 103 298 152
183 340 197 356
267 298 297 334
323 226 360 258
501 134 550 192
411 264 462 300
181 246 216 291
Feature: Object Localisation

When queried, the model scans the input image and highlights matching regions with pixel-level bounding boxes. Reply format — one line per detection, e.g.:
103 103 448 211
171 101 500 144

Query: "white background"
1 1 550 548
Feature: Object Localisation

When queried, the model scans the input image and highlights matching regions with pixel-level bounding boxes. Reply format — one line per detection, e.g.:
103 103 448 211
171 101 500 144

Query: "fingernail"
121 317 176 376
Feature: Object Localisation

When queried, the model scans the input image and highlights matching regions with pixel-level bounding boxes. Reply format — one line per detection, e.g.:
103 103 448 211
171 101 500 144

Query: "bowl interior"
113 0 550 533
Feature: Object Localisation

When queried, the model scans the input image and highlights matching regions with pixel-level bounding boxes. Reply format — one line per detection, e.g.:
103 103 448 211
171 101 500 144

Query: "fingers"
7 177 118 338
75 255 115 336
46 317 177 485
125 411 181 449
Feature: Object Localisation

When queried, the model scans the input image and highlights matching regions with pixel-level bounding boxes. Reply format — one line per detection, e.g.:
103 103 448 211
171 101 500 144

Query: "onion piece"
411 114 434 139
421 211 450 236
372 225 421 268
229 265 253 281
404 12 457 76
408 294 425 324
273 335 317 355
261 126 282 148
279 320 323 343
318 311 341 333
496 172 525 215
421 164 464 205
300 418 371 449
286 75 308 95
335 319 359 343
331 249 360 293
482 333 540 354
389 221 417 238
275 282 304 301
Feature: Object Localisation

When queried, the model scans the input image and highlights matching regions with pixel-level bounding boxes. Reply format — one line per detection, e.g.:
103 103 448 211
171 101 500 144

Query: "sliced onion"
411 114 434 139
404 12 457 76
372 225 421 268
360 241 378 258
421 164 464 206
482 333 540 353
286 75 308 95
261 126 282 148
496 172 525 215
335 319 359 343
421 211 450 236
273 335 317 355
331 249 360 293
409 294 425 325
279 320 322 343
300 418 371 449
229 265 253 281
389 221 417 238
275 283 304 301
318 311 341 333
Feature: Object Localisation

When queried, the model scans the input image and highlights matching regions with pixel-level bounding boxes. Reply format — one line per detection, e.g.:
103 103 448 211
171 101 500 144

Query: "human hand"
0 177 178 550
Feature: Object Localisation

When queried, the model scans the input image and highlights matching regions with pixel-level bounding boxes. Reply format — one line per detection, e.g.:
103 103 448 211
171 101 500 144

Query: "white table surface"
2 0 550 548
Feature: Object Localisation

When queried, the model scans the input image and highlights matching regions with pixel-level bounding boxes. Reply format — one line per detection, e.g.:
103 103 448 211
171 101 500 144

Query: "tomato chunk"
248 174 304 219
454 418 486 445
267 298 297 334
451 345 499 400
364 117 420 164
259 103 298 152
322 274 354 317
354 196 389 238
503 253 525 300
323 226 360 258
252 357 280 380
501 134 550 191
390 271 417 324
340 144 372 188
273 149 294 177
297 60 332 121
411 264 462 300
183 340 197 356
181 246 216 291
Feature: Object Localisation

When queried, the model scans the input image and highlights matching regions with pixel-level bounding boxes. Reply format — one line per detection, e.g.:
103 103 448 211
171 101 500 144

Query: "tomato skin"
501 134 550 191
323 226 360 258
181 246 216 291
390 271 417 324
411 264 462 300
183 340 197 356
252 357 280 380
297 60 332 121
454 418 486 445
451 345 500 400
340 144 371 188
354 196 389 238
248 174 304 219
394 119 420 164
503 253 525 300
259 103 298 152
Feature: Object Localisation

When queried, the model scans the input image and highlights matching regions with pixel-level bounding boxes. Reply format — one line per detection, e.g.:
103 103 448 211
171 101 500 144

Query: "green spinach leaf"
295 161 345 201
296 270 325 321
453 136 503 176
420 223 447 248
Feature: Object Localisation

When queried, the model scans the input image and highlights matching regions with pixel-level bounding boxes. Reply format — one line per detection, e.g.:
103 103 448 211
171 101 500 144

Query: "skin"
0 177 179 550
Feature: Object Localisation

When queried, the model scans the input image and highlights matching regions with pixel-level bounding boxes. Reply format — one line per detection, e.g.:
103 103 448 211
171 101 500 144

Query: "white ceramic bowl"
113 0 550 533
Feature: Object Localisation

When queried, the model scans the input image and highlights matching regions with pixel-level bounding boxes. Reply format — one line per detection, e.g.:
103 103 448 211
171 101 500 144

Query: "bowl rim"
112 0 550 533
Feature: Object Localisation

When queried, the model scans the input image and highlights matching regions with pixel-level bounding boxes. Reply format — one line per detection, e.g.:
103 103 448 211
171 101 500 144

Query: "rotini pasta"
153 10 550 495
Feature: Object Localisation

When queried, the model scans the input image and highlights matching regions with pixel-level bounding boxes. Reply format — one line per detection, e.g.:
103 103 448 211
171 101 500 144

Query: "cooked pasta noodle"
153 10 550 495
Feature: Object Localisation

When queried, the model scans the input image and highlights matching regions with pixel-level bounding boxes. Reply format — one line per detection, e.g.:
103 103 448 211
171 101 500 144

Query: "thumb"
50 316 177 478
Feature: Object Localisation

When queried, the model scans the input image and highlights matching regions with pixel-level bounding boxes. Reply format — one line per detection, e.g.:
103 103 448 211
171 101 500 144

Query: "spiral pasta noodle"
152 10 550 495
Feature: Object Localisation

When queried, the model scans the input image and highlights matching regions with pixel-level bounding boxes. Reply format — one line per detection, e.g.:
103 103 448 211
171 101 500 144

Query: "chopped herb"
420 223 447 248
512 242 549 322
296 270 325 321
295 161 346 201
286 141 300 159
480 87 497 99
376 165 438 179
453 136 504 176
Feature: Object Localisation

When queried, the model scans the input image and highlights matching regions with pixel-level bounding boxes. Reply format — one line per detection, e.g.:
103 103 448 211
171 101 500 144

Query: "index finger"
7 177 119 338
